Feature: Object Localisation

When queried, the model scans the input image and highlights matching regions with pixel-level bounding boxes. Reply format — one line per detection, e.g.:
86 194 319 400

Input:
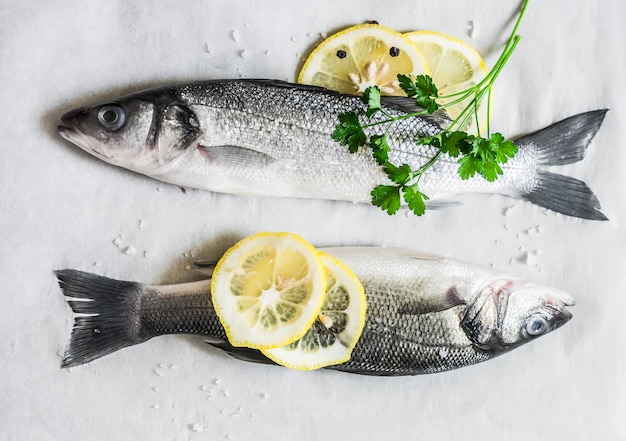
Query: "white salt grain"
190 423 206 432
503 205 517 216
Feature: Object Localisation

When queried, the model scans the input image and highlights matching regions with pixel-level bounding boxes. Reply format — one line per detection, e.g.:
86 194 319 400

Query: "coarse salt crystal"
190 423 206 432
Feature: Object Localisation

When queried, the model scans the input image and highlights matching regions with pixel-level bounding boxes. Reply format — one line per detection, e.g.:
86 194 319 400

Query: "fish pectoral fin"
197 145 276 168
398 287 466 315
205 341 278 366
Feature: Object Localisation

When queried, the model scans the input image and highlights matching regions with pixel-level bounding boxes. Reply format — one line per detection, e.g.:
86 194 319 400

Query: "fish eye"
97 105 126 131
526 315 549 336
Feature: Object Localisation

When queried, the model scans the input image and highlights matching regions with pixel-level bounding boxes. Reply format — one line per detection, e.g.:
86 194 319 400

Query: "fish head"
461 277 574 353
58 91 201 173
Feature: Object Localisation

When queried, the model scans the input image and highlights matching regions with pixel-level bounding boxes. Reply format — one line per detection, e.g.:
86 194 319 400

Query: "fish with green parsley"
58 79 607 220
56 246 574 375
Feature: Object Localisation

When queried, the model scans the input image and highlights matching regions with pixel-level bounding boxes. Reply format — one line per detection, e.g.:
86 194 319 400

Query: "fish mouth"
57 124 115 161
58 107 91 139
544 293 574 329
57 125 75 142
549 304 573 329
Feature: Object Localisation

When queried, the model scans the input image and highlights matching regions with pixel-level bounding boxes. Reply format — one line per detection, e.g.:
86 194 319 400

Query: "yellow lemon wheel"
299 23 428 96
211 232 326 350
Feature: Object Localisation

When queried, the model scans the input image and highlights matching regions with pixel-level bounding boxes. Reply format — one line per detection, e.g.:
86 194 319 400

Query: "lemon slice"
298 23 428 96
405 30 489 134
262 253 366 370
211 232 326 350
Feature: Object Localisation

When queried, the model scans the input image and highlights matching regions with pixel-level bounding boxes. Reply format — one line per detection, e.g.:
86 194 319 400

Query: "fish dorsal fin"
197 145 276 168
320 246 443 262
380 96 452 127
245 79 343 95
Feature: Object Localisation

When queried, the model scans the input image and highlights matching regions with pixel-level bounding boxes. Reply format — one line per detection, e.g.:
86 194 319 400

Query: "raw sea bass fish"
56 247 574 375
58 80 608 220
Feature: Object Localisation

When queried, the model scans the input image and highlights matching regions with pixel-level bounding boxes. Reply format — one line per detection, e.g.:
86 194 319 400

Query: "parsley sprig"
332 0 529 216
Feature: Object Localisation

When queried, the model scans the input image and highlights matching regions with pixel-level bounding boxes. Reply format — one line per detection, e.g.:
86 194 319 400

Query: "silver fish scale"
140 288 227 340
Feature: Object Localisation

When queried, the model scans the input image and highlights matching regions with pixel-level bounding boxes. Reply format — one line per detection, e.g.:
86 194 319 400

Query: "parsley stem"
413 150 443 179
432 0 527 133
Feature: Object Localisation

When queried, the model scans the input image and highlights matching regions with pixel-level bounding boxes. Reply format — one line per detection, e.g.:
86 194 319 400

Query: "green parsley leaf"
383 162 412 185
398 74 439 114
487 132 505 149
370 133 390 165
480 161 503 182
414 75 439 113
416 133 442 148
333 112 367 153
493 137 518 163
371 185 402 215
457 155 483 180
397 74 418 98
439 131 468 157
403 183 429 216
362 86 382 118
471 137 495 161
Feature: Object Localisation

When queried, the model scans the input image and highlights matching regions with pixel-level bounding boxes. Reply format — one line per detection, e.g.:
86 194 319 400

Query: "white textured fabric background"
1 1 624 439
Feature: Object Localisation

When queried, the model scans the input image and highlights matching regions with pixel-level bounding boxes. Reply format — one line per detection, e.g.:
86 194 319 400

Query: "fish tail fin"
55 269 144 368
515 109 608 220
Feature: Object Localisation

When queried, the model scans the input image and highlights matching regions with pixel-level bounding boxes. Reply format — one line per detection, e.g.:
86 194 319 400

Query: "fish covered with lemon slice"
56 233 574 375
